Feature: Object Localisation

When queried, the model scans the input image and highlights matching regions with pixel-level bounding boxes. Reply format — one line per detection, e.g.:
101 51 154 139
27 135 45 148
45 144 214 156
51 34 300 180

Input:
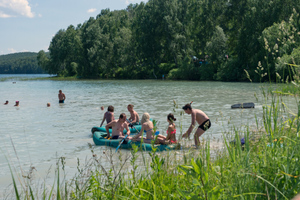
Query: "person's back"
194 109 209 125
143 121 154 139
105 111 114 124
100 105 115 127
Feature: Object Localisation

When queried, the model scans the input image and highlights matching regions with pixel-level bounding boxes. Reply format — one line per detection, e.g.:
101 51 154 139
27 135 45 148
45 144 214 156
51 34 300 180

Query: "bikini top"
144 128 153 133
167 129 176 134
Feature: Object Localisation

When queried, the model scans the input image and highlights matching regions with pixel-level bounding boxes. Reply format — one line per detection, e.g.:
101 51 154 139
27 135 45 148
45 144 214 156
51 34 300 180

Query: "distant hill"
0 52 45 74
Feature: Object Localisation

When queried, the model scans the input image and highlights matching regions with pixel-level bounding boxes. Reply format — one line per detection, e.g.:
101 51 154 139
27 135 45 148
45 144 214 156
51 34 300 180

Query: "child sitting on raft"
100 105 115 127
132 112 165 144
152 113 177 144
165 113 177 144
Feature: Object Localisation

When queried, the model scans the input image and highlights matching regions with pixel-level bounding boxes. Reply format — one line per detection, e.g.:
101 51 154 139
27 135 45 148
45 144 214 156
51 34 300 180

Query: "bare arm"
131 112 140 124
182 111 196 138
100 113 106 127
63 94 66 100
124 123 131 136
133 124 144 139
186 111 196 136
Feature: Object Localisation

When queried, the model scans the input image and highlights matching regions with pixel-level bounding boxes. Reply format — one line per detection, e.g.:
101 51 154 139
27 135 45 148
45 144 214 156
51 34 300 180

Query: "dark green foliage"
36 0 300 81
0 52 45 74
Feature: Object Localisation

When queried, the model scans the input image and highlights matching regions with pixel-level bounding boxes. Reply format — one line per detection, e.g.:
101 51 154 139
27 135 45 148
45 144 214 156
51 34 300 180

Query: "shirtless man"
105 113 131 139
127 104 140 125
182 104 211 147
58 90 66 103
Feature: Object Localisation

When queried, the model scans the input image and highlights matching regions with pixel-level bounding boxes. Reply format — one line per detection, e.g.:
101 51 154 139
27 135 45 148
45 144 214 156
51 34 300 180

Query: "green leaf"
191 158 201 175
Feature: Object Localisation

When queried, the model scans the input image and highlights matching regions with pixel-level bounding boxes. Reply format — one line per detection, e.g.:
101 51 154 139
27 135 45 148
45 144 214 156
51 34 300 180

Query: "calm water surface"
0 74 272 194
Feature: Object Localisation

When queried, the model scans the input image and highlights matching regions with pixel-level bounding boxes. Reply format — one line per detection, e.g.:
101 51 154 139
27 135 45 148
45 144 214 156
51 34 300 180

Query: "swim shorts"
112 136 119 139
59 100 64 103
198 119 211 131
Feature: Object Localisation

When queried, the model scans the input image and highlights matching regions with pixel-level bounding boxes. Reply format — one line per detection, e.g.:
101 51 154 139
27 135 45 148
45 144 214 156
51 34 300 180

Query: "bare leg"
157 134 166 140
194 128 205 147
155 137 166 144
132 136 143 142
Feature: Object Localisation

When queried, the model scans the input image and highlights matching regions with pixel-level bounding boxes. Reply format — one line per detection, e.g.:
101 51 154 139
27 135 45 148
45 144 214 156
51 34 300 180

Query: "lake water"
0 74 277 195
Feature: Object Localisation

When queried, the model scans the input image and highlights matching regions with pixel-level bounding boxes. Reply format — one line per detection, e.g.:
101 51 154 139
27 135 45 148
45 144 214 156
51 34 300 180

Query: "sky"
0 0 148 55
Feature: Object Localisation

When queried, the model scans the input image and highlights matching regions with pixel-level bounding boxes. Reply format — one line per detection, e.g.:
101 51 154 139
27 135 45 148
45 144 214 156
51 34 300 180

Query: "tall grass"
5 86 300 199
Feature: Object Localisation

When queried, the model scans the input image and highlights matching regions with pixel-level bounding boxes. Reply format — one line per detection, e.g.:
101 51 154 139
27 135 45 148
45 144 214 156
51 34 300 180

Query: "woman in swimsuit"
132 113 165 144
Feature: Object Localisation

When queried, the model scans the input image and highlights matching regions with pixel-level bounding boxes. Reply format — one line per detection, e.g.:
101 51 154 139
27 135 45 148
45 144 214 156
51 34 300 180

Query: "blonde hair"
141 112 150 124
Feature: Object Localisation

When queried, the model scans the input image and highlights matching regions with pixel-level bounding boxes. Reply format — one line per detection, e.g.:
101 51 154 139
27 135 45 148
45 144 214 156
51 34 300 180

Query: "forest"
0 52 45 74
37 0 300 82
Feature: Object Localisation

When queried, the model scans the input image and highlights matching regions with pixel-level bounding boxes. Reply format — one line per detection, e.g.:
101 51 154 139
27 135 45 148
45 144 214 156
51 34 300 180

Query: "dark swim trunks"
198 119 211 131
112 136 119 139
59 100 64 103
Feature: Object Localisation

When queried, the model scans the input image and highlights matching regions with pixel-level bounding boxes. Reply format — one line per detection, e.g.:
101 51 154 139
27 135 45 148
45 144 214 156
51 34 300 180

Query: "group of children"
3 90 65 108
100 103 211 147
3 100 19 106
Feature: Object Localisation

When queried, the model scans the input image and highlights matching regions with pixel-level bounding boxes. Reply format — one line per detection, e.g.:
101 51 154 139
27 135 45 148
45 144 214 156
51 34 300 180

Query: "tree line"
37 0 300 82
0 52 45 74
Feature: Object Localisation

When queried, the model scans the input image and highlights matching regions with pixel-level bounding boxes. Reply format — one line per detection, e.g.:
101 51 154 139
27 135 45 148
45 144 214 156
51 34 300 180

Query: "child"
165 113 177 144
14 101 19 107
132 113 165 144
100 105 115 127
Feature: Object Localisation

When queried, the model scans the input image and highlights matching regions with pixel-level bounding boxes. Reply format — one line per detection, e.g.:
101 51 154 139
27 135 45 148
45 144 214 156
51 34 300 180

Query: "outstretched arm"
100 113 106 127
124 123 131 136
183 112 196 138
132 124 144 139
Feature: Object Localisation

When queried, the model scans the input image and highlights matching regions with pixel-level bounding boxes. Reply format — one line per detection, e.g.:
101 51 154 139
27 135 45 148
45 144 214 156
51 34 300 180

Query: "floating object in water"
231 102 255 109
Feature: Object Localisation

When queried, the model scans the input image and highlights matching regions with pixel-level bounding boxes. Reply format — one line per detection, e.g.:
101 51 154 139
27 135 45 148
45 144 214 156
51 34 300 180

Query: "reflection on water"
0 75 290 194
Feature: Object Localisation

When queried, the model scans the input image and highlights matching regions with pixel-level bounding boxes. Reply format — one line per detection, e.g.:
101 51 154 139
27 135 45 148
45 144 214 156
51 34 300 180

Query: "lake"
0 74 269 195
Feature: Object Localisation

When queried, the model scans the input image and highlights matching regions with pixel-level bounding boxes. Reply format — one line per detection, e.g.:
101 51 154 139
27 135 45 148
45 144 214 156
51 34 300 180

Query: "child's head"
167 113 176 122
108 105 114 112
127 104 134 111
141 112 150 124
119 113 127 122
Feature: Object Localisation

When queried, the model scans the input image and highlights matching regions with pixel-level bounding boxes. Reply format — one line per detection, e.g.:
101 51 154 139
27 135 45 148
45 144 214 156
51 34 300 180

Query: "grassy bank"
5 85 300 199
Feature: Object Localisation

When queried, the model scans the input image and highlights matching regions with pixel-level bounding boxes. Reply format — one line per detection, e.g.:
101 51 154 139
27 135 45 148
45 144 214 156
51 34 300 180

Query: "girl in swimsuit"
132 113 165 144
165 113 177 144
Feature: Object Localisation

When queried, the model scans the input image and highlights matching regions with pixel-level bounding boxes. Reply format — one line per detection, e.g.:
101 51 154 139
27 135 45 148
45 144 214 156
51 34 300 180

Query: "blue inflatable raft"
93 131 180 151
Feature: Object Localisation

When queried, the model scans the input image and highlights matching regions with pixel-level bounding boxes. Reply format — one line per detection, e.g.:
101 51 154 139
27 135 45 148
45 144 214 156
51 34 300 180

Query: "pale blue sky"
0 0 148 55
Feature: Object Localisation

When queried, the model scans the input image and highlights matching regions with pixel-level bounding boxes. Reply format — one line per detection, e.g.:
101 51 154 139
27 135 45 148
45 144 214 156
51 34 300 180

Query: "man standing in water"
127 104 140 125
182 103 211 147
58 90 66 103
105 113 131 140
